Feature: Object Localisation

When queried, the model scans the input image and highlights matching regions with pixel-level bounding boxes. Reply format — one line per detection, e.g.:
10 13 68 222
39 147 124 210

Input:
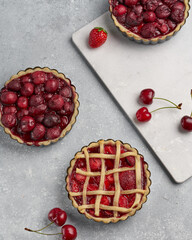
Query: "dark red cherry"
113 4 127 16
61 225 77 240
124 0 138 6
17 96 28 109
32 71 47 85
3 106 17 114
143 11 156 22
29 95 44 106
7 79 21 91
45 79 59 93
46 126 61 140
172 2 185 11
48 95 64 110
29 104 47 116
139 88 155 105
126 11 143 26
1 114 17 128
43 112 60 127
17 109 29 120
20 83 34 97
31 123 46 140
140 23 157 39
170 8 184 23
181 116 192 131
61 116 69 128
20 116 35 132
48 208 67 227
136 107 152 122
155 5 171 19
0 91 18 104
60 86 72 98
21 75 32 83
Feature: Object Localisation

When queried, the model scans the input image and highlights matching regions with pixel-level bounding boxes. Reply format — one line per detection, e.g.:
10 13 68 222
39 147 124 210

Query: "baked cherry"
48 95 64 111
32 71 47 85
48 208 67 226
31 123 46 140
17 109 29 120
0 91 18 104
3 106 17 114
62 225 77 240
17 96 28 109
29 104 47 116
43 112 60 127
124 0 138 6
143 11 156 22
20 116 35 132
29 95 44 106
46 126 61 140
155 5 171 19
21 75 32 83
139 88 155 104
170 8 184 23
59 87 72 98
20 83 34 97
7 79 21 91
136 107 152 122
113 4 127 16
45 79 59 93
1 114 17 128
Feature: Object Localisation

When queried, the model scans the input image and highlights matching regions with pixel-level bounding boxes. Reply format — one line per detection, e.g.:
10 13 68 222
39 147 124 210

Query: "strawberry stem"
94 27 107 34
153 97 179 108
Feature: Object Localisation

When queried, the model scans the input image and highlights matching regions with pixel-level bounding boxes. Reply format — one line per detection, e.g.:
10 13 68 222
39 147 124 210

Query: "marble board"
72 12 192 183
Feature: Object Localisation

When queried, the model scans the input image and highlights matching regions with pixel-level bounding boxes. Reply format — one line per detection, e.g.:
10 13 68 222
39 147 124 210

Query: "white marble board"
72 12 192 183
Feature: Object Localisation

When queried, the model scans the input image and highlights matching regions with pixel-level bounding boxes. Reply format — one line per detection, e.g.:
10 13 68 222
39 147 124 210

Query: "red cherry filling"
0 71 76 145
70 144 147 218
111 0 186 39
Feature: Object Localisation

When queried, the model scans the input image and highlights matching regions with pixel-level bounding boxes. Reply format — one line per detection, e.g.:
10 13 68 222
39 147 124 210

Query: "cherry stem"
150 106 181 113
153 97 179 108
25 221 53 232
24 228 62 236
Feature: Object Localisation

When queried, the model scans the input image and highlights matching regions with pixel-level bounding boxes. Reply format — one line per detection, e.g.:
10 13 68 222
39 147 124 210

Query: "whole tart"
109 0 190 44
0 67 79 146
66 139 151 223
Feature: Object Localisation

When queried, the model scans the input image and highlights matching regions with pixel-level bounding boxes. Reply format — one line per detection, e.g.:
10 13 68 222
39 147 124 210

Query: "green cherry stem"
151 104 182 114
24 228 62 236
25 221 53 232
153 97 180 108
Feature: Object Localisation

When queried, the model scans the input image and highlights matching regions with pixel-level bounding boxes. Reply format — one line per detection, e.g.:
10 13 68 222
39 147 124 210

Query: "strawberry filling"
110 0 186 39
0 71 76 146
69 144 147 218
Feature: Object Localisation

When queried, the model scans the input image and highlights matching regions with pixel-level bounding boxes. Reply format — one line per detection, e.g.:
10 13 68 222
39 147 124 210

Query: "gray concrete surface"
0 1 191 239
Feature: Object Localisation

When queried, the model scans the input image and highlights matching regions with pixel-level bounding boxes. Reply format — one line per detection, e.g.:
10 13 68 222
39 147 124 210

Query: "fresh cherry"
136 107 152 122
139 88 155 104
61 225 77 240
181 115 192 131
48 208 67 226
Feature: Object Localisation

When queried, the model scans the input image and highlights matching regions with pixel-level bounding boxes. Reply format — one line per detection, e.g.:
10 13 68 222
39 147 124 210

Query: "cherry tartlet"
66 139 151 223
0 67 79 146
109 0 190 44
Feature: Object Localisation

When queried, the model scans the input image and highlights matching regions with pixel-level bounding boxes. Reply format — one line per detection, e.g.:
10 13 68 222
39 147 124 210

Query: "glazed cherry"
20 83 34 97
7 79 21 91
0 91 18 104
113 4 127 16
48 95 64 110
143 11 156 22
60 87 72 98
61 225 77 240
124 0 138 6
1 114 17 128
136 107 152 122
45 79 59 93
17 96 28 109
20 116 35 132
29 95 44 106
139 88 155 104
181 116 192 131
48 208 67 226
32 71 47 85
3 106 17 114
31 123 46 140
46 126 61 140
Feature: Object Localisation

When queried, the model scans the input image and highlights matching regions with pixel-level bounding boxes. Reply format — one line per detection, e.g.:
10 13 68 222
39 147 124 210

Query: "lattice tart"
0 67 79 146
66 139 151 223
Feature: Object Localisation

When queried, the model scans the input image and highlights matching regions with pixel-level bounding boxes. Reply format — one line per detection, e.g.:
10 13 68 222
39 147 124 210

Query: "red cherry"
61 225 77 240
3 106 17 114
45 79 59 93
17 96 28 109
20 116 35 132
20 83 34 97
124 0 138 6
139 88 155 105
48 208 67 227
181 116 192 131
0 91 18 104
46 126 61 140
48 95 64 110
1 114 17 128
21 75 32 83
43 112 60 127
29 95 44 106
29 104 47 116
170 8 184 23
113 4 127 16
60 86 72 98
32 71 47 85
17 109 29 120
7 79 21 91
143 11 156 22
136 107 152 122
61 116 69 128
155 5 171 19
31 123 46 140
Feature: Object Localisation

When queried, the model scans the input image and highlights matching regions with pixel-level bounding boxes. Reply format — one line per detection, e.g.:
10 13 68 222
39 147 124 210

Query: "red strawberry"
88 27 108 48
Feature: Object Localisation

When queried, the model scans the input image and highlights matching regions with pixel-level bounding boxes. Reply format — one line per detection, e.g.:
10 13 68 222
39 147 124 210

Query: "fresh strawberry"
88 27 108 48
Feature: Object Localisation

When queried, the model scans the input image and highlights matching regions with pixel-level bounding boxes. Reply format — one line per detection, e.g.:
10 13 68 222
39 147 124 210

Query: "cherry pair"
135 88 191 131
25 208 77 240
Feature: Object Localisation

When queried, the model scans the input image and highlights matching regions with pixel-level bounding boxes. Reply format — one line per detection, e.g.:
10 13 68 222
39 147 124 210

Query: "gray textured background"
0 1 191 240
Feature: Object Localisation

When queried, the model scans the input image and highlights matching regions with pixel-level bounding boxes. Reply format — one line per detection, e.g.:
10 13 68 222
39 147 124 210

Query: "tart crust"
66 139 151 223
109 0 190 44
0 67 79 146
